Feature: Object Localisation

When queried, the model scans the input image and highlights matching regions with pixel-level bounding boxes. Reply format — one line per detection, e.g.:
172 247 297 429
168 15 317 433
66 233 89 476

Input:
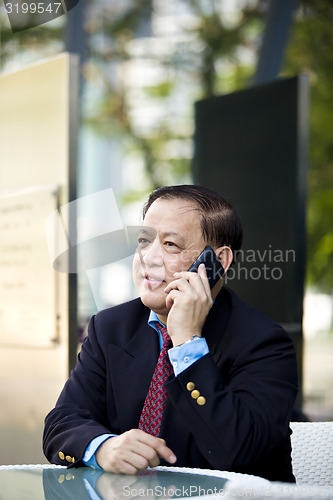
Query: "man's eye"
138 238 150 246
165 241 177 247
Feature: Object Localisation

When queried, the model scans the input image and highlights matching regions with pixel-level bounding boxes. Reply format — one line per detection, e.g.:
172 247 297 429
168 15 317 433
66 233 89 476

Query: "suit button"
58 451 65 460
187 382 195 391
66 455 73 463
197 396 206 405
191 389 200 399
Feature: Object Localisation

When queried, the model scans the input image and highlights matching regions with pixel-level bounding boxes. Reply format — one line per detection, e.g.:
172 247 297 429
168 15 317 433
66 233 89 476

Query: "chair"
290 421 333 486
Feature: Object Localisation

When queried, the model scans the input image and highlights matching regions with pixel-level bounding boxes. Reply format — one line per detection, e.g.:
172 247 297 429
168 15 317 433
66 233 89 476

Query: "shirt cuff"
168 337 209 376
82 434 116 469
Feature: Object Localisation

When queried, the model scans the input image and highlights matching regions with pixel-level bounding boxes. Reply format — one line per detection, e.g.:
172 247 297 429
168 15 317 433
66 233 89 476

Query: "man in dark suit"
43 185 298 482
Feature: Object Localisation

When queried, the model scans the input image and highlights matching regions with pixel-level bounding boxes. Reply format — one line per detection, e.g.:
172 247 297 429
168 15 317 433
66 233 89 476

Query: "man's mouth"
144 274 165 286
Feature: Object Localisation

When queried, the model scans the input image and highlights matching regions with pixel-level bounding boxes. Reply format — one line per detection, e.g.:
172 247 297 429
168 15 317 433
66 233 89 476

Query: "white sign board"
0 187 59 347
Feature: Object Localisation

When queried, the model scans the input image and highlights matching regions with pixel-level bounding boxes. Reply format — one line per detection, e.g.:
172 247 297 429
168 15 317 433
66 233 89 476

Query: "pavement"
303 334 333 421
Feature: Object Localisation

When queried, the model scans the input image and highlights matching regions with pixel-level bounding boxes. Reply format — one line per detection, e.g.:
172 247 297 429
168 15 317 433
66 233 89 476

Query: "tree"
0 9 64 67
283 0 333 291
1 0 332 289
82 0 259 197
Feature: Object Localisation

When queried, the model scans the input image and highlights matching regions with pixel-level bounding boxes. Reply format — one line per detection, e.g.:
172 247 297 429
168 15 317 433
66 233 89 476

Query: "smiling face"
132 197 206 320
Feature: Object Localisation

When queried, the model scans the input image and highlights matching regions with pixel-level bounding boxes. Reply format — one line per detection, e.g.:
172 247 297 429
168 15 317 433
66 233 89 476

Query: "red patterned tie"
138 323 173 436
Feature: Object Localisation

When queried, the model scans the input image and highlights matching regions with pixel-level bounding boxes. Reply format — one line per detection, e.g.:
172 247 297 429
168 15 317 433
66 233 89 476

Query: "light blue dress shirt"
82 310 209 469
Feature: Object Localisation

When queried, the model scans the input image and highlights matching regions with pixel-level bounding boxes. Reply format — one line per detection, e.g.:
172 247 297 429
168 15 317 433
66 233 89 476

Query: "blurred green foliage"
81 0 261 198
0 0 332 290
283 0 333 291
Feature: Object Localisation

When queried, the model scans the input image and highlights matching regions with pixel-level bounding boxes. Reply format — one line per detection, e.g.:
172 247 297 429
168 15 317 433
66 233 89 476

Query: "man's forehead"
144 199 201 222
142 198 202 238
147 197 200 213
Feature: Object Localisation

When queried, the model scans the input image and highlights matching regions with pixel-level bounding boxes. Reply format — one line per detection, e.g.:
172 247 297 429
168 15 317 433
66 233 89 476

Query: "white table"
0 464 332 499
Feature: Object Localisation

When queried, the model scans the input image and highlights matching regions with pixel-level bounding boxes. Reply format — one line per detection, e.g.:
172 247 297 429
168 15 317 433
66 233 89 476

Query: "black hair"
142 185 243 261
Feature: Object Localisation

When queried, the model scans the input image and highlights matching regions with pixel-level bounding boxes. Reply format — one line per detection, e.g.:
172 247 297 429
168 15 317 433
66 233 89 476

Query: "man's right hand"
95 429 177 474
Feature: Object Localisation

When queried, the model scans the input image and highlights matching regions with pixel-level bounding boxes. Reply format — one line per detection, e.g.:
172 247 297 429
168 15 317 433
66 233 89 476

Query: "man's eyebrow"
139 228 185 243
160 231 185 242
139 228 154 235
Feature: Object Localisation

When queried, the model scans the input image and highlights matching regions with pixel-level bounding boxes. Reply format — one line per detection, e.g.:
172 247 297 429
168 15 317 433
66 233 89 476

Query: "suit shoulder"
94 297 149 326
223 287 289 340
87 297 150 348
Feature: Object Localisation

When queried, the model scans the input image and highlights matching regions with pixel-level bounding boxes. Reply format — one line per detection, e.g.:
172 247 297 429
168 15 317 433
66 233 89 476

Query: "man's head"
142 185 243 258
132 185 242 319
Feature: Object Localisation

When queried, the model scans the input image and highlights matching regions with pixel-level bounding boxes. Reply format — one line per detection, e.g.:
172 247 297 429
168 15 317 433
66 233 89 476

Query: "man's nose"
142 238 163 267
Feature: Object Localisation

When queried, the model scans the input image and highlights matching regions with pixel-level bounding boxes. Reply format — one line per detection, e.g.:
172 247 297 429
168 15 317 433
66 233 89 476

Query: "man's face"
132 197 206 317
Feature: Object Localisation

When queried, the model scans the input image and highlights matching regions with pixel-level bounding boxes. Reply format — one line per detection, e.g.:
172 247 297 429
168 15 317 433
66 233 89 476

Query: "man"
43 185 298 482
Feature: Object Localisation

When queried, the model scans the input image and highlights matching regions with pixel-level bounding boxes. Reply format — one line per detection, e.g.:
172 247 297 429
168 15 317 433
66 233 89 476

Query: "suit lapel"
159 395 191 465
107 320 160 432
107 288 233 436
202 287 232 364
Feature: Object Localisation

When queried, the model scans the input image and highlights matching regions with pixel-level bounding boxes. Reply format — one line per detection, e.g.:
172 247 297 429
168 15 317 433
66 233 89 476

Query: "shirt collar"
148 310 166 332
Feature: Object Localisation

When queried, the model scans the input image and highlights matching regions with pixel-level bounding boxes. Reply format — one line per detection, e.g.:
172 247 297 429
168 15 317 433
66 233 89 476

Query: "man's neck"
156 313 167 326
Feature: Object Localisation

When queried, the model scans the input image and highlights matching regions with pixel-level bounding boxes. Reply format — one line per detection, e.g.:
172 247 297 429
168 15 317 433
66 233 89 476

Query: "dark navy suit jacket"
43 287 298 482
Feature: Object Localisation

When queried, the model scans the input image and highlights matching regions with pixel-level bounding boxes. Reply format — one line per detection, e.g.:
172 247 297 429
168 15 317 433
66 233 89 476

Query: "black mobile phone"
187 246 224 289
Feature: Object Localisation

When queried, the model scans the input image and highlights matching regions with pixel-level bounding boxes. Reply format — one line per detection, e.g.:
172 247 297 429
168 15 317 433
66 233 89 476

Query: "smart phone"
187 246 224 289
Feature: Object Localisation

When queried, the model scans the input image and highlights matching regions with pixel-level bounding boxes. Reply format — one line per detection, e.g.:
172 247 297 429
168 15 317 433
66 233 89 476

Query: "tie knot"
156 323 172 348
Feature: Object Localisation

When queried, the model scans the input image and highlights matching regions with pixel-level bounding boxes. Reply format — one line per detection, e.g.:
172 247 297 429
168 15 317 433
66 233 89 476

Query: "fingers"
95 429 176 475
136 432 176 465
163 264 213 344
165 264 210 294
197 262 212 296
154 438 177 465
164 275 194 310
164 264 212 304
95 437 140 474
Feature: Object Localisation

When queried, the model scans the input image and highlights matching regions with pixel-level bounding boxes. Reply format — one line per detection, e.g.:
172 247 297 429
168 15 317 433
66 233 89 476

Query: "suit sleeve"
43 315 114 467
165 325 298 471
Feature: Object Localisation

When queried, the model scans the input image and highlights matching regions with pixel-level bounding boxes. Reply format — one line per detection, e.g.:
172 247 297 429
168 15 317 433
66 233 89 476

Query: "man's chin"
140 293 168 316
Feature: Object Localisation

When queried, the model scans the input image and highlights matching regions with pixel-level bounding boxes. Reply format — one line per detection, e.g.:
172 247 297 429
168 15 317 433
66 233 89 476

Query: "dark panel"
193 77 308 412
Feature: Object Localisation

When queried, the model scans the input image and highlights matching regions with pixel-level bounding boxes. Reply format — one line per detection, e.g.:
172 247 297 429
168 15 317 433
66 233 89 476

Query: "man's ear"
215 246 233 273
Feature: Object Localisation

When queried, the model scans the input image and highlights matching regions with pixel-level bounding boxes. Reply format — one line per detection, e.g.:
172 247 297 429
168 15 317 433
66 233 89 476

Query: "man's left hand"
163 263 213 346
